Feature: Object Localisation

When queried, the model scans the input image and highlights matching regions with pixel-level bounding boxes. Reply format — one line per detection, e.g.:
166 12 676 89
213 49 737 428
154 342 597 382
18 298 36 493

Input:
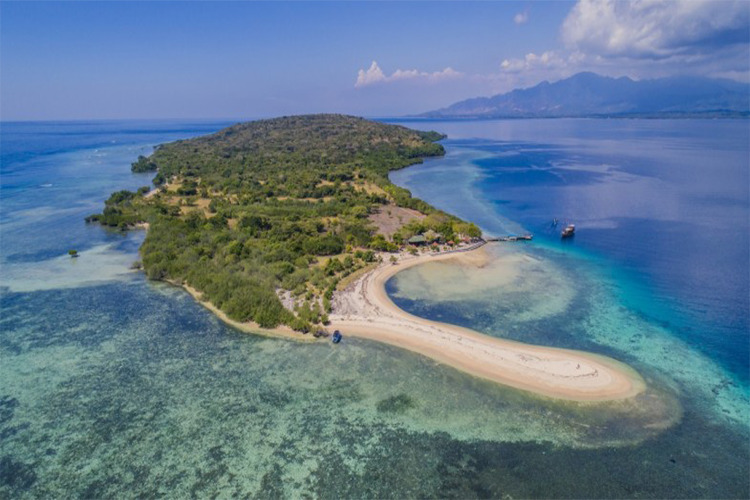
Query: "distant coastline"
419 72 750 120
402 111 750 121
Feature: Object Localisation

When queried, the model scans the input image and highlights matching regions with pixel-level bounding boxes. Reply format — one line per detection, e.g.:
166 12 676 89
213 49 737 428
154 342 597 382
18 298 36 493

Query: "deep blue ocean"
1 118 748 498
390 118 749 385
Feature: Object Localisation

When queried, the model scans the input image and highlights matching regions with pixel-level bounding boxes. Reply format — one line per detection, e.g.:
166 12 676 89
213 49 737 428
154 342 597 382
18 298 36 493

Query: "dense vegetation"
89 114 480 333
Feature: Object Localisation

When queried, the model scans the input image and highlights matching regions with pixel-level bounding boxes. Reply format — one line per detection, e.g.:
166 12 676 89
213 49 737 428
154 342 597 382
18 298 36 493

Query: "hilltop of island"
89 114 481 333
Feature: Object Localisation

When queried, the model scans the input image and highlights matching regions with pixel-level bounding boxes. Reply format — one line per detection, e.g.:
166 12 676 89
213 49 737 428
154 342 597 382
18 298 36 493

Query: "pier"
486 234 533 242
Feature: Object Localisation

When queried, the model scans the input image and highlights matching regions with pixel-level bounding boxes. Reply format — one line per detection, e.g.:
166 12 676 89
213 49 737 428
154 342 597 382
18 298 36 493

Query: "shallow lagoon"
2 274 745 498
1 120 748 498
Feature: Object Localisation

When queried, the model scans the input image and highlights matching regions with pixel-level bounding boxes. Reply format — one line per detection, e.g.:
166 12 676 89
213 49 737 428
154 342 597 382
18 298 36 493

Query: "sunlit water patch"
0 235 144 293
397 147 526 237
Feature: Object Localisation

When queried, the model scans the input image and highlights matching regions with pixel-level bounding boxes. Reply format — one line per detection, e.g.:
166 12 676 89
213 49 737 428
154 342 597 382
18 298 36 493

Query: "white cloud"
492 51 587 93
495 0 750 87
514 11 529 25
500 51 569 74
562 0 750 60
355 61 387 87
391 68 421 81
355 61 462 88
428 67 463 81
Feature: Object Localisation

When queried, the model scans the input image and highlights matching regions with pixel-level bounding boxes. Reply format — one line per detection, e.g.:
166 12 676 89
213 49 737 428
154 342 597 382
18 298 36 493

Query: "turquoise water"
388 118 749 494
1 120 749 498
390 119 749 383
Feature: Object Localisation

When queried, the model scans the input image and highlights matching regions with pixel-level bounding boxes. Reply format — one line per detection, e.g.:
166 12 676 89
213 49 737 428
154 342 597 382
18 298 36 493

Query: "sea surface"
1 118 748 498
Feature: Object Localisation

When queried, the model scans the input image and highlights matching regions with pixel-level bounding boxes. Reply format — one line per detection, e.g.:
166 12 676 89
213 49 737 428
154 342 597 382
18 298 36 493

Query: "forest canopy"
90 114 480 332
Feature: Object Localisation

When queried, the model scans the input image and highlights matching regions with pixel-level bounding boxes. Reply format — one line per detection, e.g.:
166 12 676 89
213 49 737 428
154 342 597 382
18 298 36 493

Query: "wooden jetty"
488 234 534 242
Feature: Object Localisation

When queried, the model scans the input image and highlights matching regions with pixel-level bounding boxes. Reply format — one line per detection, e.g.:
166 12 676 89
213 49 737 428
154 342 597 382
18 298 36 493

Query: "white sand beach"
175 242 645 401
328 246 646 401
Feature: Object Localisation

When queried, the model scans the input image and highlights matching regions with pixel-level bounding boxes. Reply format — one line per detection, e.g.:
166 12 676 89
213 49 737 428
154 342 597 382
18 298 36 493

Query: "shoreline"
166 243 645 401
174 281 318 343
328 245 646 402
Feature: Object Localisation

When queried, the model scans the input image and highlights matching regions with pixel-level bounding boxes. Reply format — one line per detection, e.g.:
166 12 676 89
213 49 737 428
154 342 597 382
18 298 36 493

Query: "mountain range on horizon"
421 72 750 118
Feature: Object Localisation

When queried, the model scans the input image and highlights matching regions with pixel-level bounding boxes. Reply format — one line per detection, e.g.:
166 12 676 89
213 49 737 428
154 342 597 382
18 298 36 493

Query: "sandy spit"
328 246 646 402
164 242 645 401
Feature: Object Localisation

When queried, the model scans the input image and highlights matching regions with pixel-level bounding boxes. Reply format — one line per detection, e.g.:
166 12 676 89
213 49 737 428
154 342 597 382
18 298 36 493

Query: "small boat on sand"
561 224 575 238
332 330 342 344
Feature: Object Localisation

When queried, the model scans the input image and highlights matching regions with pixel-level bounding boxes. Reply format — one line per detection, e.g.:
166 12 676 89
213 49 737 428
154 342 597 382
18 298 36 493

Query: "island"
90 114 644 401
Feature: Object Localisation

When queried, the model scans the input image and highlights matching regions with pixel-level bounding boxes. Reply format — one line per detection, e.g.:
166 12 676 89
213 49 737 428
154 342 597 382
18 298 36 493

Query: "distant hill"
422 72 750 118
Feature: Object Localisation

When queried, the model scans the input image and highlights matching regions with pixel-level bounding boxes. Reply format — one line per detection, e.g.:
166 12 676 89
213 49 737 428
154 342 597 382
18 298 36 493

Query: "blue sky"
2 1 748 120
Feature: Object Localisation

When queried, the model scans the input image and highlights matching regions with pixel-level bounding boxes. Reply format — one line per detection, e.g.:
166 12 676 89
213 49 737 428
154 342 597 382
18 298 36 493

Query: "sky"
1 1 749 121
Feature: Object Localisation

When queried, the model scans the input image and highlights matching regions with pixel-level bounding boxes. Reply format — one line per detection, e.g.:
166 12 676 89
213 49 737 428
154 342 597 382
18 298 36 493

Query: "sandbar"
328 245 646 401
169 243 645 401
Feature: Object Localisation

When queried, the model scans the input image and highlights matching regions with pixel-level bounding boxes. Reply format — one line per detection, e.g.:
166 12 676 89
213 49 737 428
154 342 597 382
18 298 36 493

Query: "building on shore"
407 235 427 246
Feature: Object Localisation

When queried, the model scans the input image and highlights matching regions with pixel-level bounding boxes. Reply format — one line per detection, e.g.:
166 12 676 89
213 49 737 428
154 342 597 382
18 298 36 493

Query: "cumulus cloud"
562 0 750 60
513 11 529 25
356 61 387 87
355 61 462 88
496 0 749 86
500 51 570 73
492 51 588 92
